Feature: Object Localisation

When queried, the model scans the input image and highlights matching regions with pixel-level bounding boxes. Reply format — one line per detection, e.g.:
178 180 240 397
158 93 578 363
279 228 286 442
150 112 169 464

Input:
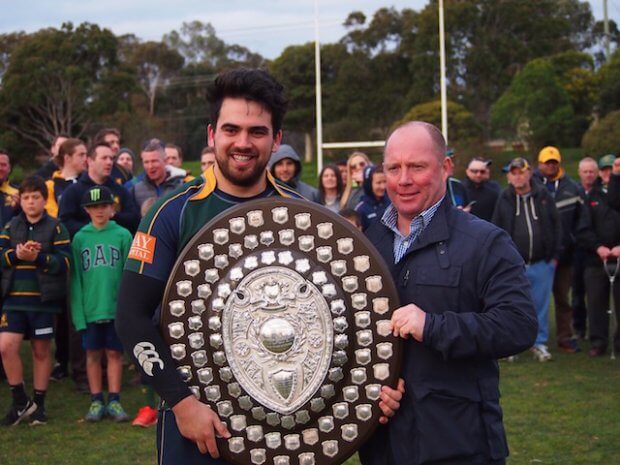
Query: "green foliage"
491 58 579 149
597 49 620 117
581 110 620 156
396 100 482 151
0 23 135 163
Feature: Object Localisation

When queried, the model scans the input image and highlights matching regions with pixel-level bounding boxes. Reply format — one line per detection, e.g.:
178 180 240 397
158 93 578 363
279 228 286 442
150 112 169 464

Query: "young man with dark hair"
0 176 71 426
93 128 133 185
116 68 400 464
59 143 140 237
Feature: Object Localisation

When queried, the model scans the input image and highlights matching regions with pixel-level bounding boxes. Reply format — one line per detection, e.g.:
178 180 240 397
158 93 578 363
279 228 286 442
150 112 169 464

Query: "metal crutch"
603 259 619 360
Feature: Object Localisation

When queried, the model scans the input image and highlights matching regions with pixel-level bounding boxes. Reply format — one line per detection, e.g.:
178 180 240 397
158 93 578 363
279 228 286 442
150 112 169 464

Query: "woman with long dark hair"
318 164 344 213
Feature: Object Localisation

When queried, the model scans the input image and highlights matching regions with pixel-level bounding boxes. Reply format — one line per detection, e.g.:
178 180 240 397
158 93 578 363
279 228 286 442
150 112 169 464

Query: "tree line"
0 0 619 169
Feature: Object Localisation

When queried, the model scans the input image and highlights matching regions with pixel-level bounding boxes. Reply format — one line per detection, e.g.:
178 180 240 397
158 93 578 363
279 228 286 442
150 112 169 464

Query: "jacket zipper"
522 196 534 262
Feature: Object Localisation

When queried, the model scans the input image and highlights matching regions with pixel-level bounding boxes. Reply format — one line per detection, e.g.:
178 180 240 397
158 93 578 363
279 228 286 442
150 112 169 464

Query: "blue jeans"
526 260 556 346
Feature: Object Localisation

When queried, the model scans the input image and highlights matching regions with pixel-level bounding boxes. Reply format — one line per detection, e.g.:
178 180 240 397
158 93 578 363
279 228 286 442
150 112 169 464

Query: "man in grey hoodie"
269 144 320 203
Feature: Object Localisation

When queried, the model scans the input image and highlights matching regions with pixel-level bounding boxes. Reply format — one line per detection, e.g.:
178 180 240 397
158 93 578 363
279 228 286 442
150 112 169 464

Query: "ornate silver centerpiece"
161 197 401 465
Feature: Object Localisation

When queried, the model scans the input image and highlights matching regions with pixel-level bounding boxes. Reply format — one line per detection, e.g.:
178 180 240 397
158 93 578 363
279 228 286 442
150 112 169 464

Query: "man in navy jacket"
360 122 537 465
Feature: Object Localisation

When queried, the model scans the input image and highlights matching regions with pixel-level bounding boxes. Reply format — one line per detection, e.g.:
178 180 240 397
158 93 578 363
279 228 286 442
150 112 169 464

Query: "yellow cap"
538 146 561 163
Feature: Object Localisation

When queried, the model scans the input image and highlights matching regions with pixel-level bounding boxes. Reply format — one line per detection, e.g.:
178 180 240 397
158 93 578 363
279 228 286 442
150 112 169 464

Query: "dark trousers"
571 248 588 337
585 265 620 349
553 264 575 344
54 300 87 383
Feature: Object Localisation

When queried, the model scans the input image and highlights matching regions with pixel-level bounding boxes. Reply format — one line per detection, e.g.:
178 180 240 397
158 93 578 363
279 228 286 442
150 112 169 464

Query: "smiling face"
383 124 448 225
208 97 281 196
371 171 386 199
321 167 338 191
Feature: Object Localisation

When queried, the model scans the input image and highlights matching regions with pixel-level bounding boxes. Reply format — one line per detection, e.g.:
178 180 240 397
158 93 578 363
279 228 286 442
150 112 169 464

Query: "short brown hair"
165 143 183 160
19 175 48 200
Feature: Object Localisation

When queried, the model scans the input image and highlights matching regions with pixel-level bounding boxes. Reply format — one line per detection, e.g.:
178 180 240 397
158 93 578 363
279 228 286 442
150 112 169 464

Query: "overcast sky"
1 1 618 59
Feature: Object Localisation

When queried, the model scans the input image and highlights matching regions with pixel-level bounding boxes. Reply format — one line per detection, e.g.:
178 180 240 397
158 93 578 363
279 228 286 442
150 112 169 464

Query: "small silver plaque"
252 407 266 421
355 348 372 365
216 400 233 417
247 210 264 227
365 276 383 293
351 293 368 310
229 244 243 259
188 332 204 349
279 229 295 246
284 434 301 451
354 311 371 328
318 416 334 433
265 431 282 449
330 260 347 277
206 385 221 402
317 222 333 239
342 276 359 292
214 254 229 269
321 384 335 399
353 255 370 273
356 330 373 346
373 363 390 381
281 415 295 429
341 424 358 442
278 251 294 265
229 217 246 235
365 384 381 401
377 342 393 360
273 207 289 224
260 231 274 246
322 440 339 458
295 213 311 230
302 428 319 445
229 437 245 454
337 238 354 255
170 343 186 360
343 386 359 402
246 424 264 442
197 367 213 385
351 368 367 385
188 315 202 331
168 322 184 339
176 280 192 297
198 243 214 261
230 414 247 432
299 452 315 465
191 350 208 368
373 297 389 314
204 268 219 284
184 260 200 277
213 228 229 245
316 246 332 263
250 448 266 465
355 404 373 421
274 456 290 465
295 410 310 424
298 235 315 252
332 402 349 419
244 235 258 250
330 300 346 315
169 300 185 317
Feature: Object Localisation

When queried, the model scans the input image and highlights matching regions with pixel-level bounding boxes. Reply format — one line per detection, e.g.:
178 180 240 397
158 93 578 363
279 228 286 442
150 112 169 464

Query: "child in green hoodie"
71 185 132 423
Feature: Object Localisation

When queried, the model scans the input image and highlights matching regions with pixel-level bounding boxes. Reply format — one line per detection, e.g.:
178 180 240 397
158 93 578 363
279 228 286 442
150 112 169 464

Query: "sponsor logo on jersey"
128 232 156 264
133 342 164 376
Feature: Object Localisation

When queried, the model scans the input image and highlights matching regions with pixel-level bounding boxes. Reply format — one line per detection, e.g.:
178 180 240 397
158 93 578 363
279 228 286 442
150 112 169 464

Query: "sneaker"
106 400 129 422
85 400 105 422
558 338 581 353
132 406 158 427
530 344 552 362
2 399 36 426
50 363 68 381
29 405 47 426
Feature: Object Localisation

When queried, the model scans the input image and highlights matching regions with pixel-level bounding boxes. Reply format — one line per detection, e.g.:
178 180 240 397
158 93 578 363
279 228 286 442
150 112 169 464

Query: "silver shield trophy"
160 197 401 465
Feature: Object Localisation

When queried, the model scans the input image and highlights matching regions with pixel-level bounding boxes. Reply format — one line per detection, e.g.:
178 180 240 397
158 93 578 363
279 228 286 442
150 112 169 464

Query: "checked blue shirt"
381 196 444 263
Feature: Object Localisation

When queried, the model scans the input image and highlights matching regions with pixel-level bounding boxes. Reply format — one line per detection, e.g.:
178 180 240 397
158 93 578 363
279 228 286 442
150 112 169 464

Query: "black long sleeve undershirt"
115 271 192 407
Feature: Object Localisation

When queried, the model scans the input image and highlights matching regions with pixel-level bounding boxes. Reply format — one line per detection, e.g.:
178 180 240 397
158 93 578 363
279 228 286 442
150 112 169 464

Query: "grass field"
0 309 618 465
